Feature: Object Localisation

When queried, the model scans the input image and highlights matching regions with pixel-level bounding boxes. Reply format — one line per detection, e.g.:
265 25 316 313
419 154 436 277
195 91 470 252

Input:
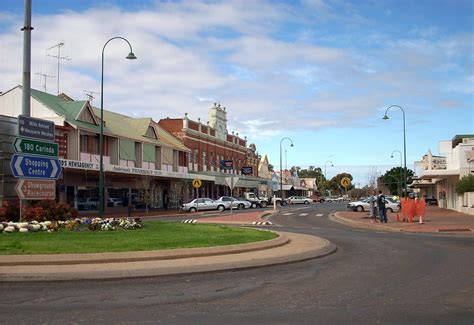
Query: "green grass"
0 221 277 255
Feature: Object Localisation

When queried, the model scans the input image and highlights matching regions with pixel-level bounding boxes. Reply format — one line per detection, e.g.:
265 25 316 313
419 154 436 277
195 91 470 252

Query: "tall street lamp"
99 37 137 217
391 149 402 196
324 160 334 196
383 105 407 197
280 137 294 198
324 160 334 180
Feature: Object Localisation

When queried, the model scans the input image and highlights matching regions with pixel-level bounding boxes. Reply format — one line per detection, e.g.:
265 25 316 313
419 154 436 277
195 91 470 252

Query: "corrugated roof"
30 88 188 151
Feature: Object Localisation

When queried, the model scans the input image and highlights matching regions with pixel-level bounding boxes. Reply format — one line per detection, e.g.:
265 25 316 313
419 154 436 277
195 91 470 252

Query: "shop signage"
220 160 233 169
241 166 253 175
14 137 58 157
10 154 62 179
15 179 55 200
18 115 55 141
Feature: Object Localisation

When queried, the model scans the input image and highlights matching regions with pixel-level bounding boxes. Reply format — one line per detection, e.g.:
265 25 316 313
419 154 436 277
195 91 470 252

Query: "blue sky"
1 0 472 185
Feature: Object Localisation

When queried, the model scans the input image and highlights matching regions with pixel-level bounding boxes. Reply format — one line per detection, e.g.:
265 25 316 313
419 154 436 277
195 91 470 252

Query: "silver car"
347 197 400 213
181 198 228 213
287 196 312 204
215 196 252 210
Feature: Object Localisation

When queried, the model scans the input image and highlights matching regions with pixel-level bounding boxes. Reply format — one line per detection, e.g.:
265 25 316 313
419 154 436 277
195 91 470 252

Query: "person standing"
377 190 387 223
369 190 378 223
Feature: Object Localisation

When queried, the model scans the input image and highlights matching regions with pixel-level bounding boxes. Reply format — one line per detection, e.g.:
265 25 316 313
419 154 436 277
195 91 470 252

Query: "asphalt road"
1 202 473 324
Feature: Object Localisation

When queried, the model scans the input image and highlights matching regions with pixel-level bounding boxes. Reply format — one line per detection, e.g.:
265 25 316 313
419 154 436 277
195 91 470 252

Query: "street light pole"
324 160 334 181
279 137 294 199
99 37 137 217
391 150 403 196
383 105 407 197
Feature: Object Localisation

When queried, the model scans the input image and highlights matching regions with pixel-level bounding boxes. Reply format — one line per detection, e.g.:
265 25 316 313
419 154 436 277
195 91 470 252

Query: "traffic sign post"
10 154 62 179
14 137 59 157
224 177 239 215
341 177 351 188
192 178 202 210
15 179 56 200
18 115 55 141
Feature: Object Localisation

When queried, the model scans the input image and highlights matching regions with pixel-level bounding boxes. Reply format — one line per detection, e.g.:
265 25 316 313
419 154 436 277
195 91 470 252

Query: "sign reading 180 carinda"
14 137 58 157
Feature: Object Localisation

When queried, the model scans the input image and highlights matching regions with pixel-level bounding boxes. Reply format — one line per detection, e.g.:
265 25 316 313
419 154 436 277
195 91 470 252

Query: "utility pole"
47 42 71 94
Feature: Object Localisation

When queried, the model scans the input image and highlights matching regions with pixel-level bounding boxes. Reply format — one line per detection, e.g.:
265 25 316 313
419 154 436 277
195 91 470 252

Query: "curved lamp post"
279 137 294 198
324 160 334 180
391 149 403 196
383 105 407 197
99 37 137 217
324 160 334 196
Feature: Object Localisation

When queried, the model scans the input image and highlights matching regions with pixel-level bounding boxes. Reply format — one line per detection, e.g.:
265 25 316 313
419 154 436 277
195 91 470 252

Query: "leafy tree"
328 173 354 195
378 167 414 195
268 164 274 172
455 174 474 194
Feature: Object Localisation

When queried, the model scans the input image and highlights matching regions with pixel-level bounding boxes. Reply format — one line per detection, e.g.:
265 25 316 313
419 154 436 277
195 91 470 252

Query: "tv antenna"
47 42 71 94
35 72 54 92
83 90 101 103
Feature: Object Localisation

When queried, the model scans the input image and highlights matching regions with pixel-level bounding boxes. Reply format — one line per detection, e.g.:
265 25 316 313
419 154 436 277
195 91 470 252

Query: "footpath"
0 209 336 282
332 205 474 235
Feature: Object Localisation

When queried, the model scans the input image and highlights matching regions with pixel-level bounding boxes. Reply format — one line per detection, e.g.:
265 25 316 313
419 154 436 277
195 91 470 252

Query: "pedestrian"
369 190 378 223
377 190 387 223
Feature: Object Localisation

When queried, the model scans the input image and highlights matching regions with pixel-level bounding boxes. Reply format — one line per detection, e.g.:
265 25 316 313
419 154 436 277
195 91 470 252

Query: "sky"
0 0 473 186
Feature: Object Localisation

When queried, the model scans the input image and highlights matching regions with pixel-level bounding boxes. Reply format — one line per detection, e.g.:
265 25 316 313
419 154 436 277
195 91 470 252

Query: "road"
1 203 473 324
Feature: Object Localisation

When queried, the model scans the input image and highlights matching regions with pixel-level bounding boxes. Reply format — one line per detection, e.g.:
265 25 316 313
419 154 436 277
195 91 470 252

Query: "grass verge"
0 221 277 255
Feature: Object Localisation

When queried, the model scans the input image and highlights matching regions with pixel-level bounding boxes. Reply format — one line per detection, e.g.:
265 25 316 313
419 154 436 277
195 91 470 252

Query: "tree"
455 174 474 194
328 173 354 195
378 167 414 195
268 164 274 172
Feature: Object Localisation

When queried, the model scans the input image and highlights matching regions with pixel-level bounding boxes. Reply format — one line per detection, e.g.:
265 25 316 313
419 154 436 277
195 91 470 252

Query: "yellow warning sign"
192 178 202 188
341 177 351 188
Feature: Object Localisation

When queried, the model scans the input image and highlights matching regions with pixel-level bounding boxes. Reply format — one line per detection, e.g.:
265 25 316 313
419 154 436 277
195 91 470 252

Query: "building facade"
414 135 474 215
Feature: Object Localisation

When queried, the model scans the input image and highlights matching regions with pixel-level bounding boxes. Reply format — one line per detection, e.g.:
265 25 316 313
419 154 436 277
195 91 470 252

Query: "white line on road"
316 213 324 217
299 213 309 216
283 213 294 216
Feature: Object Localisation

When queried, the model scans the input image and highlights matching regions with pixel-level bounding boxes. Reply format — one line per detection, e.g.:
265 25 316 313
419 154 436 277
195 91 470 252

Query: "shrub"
33 201 77 221
22 206 46 222
455 175 474 194
0 200 20 222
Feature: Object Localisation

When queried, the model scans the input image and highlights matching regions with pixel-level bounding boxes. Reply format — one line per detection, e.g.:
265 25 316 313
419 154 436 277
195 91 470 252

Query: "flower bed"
0 217 142 233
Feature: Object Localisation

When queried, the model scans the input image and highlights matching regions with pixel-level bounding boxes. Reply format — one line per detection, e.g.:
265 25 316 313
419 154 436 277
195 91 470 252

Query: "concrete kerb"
330 212 474 235
0 231 337 282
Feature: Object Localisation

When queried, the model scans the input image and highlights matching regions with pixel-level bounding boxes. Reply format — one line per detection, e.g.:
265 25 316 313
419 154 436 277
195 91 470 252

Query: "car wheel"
356 205 364 212
387 208 393 213
260 201 268 208
217 205 225 212
189 207 197 213
251 203 257 209
237 203 244 210
304 201 309 204
320 199 324 203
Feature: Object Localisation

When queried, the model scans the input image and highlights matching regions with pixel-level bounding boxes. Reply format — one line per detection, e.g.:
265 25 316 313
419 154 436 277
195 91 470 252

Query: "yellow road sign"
192 178 202 188
341 177 351 188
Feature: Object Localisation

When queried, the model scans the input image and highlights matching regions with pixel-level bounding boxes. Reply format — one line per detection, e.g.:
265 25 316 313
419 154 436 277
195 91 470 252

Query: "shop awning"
419 169 460 180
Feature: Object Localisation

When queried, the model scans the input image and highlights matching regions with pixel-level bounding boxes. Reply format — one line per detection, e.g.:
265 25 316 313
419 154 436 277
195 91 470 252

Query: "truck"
243 192 286 208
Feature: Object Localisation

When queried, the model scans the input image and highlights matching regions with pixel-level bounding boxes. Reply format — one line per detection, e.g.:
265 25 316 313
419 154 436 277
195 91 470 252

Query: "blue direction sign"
10 154 62 179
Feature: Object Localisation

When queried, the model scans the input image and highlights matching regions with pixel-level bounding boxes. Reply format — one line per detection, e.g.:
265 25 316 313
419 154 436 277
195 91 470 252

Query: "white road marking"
283 213 294 216
299 213 309 216
316 213 324 217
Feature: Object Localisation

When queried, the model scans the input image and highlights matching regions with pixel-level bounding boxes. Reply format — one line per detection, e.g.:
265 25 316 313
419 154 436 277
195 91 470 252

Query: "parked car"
424 196 438 206
107 198 122 207
310 195 325 203
215 196 252 210
288 196 312 204
347 197 400 213
77 198 99 211
181 198 228 212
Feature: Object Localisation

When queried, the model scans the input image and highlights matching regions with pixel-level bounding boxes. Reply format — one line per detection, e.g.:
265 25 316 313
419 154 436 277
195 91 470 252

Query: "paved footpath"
332 206 474 235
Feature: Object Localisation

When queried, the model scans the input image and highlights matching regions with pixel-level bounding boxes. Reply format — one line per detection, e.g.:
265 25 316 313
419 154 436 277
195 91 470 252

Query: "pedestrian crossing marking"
299 213 309 216
316 213 324 217
283 213 293 216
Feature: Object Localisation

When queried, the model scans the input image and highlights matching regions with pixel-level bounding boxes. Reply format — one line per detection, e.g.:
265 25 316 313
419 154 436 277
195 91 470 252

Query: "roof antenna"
83 90 100 103
47 42 71 94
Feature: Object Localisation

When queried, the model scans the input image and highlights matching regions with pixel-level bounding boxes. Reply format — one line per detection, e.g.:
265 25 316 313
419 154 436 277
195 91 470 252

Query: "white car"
215 196 252 210
287 196 312 204
181 198 228 213
347 197 400 213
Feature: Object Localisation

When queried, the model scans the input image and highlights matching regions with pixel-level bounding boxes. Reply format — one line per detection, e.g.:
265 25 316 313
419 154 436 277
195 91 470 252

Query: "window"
80 135 88 153
194 150 198 165
202 151 206 168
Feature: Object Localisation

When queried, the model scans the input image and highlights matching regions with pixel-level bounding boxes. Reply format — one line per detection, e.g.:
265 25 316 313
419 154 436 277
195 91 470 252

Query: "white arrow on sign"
14 155 24 177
